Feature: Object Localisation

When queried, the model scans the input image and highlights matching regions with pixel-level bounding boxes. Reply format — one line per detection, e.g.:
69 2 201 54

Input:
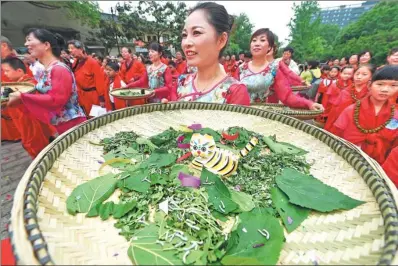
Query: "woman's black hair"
331 65 340 72
26 28 65 57
356 63 376 75
308 60 319 69
389 47 398 56
189 2 234 58
372 65 398 82
244 52 252 58
168 61 176 68
61 48 70 55
341 65 354 72
321 65 331 71
148 42 163 57
1 57 27 73
106 61 120 72
341 56 349 62
250 28 278 57
358 50 373 59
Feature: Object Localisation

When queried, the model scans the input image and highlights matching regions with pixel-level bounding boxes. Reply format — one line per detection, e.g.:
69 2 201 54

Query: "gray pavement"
1 141 32 240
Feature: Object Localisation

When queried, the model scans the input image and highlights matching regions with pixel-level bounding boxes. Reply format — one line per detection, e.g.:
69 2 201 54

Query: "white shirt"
29 60 45 82
276 58 300 75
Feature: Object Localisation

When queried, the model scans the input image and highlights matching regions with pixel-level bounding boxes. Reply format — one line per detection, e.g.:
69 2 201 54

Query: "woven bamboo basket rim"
110 88 155 100
9 102 398 265
291 85 310 91
251 102 323 120
1 82 35 104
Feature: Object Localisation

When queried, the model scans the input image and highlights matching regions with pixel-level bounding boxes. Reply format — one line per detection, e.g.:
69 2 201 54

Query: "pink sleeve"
20 66 72 124
126 68 149 88
278 61 303 86
273 70 313 109
154 67 173 100
225 84 250 106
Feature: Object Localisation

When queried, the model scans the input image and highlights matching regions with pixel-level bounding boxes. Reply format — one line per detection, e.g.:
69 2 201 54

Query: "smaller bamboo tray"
111 88 154 100
1 82 35 107
251 103 323 120
291 85 310 91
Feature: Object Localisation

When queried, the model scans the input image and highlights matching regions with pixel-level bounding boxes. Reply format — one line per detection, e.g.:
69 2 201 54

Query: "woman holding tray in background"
8 28 86 135
166 2 250 105
125 42 173 103
233 28 323 110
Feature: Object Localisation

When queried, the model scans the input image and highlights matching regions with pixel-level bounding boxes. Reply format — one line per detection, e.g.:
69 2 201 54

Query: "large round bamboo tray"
1 82 35 107
110 88 154 100
9 103 398 265
252 103 323 120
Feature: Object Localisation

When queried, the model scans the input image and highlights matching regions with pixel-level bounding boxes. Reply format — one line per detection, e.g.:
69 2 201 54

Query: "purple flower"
287 216 293 225
234 185 241 192
188 124 202 130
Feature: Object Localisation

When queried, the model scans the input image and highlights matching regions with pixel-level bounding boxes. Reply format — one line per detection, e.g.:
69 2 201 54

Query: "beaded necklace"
353 100 395 134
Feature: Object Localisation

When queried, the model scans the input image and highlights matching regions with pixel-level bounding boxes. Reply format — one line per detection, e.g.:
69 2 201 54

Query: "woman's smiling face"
181 9 227 68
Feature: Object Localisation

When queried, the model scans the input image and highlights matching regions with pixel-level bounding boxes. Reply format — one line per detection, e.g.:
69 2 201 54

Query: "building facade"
313 1 378 29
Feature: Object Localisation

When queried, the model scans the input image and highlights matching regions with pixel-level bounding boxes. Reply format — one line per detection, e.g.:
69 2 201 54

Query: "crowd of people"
1 2 397 186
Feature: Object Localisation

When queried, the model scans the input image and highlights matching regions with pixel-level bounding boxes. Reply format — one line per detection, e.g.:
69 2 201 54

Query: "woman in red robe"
68 40 106 116
165 2 250 105
175 51 187 75
331 65 398 164
125 42 173 103
8 29 86 136
2 57 56 158
325 64 376 131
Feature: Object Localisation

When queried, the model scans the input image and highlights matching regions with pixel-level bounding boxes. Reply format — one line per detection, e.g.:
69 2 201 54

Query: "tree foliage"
226 13 254 55
287 1 398 65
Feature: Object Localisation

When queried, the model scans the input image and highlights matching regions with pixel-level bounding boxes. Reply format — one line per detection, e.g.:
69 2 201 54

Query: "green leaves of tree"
276 168 365 212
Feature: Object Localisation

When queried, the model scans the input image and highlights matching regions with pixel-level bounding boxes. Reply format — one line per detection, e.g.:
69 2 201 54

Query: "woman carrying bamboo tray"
233 28 323 112
124 42 173 104
7 28 86 135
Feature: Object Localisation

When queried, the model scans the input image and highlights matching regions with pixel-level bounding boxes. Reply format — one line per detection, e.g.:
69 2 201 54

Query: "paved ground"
1 141 32 240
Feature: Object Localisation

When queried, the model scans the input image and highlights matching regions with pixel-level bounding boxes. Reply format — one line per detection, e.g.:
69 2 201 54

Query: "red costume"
382 147 398 188
120 59 146 84
72 56 106 115
332 96 397 164
1 53 33 141
175 60 187 75
104 73 126 111
324 85 368 131
7 75 56 158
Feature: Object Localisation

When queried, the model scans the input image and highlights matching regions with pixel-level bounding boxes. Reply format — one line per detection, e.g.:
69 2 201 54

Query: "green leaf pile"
65 127 366 265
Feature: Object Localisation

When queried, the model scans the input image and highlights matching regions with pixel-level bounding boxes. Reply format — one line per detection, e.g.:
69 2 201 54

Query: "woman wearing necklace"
324 64 376 131
331 65 398 164
168 2 250 105
233 28 323 110
8 28 86 135
125 42 173 103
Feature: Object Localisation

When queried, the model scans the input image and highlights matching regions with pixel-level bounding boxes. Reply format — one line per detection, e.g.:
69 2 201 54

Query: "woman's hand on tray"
7 91 22 107
310 102 324 111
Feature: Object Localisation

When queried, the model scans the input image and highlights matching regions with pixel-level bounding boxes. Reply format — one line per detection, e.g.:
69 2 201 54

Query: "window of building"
163 34 169 42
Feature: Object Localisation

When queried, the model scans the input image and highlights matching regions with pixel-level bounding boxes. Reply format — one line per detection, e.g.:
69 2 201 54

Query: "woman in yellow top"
301 60 321 86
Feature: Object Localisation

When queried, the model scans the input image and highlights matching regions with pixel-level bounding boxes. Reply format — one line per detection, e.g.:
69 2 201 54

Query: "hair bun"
53 33 65 47
228 15 235 32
